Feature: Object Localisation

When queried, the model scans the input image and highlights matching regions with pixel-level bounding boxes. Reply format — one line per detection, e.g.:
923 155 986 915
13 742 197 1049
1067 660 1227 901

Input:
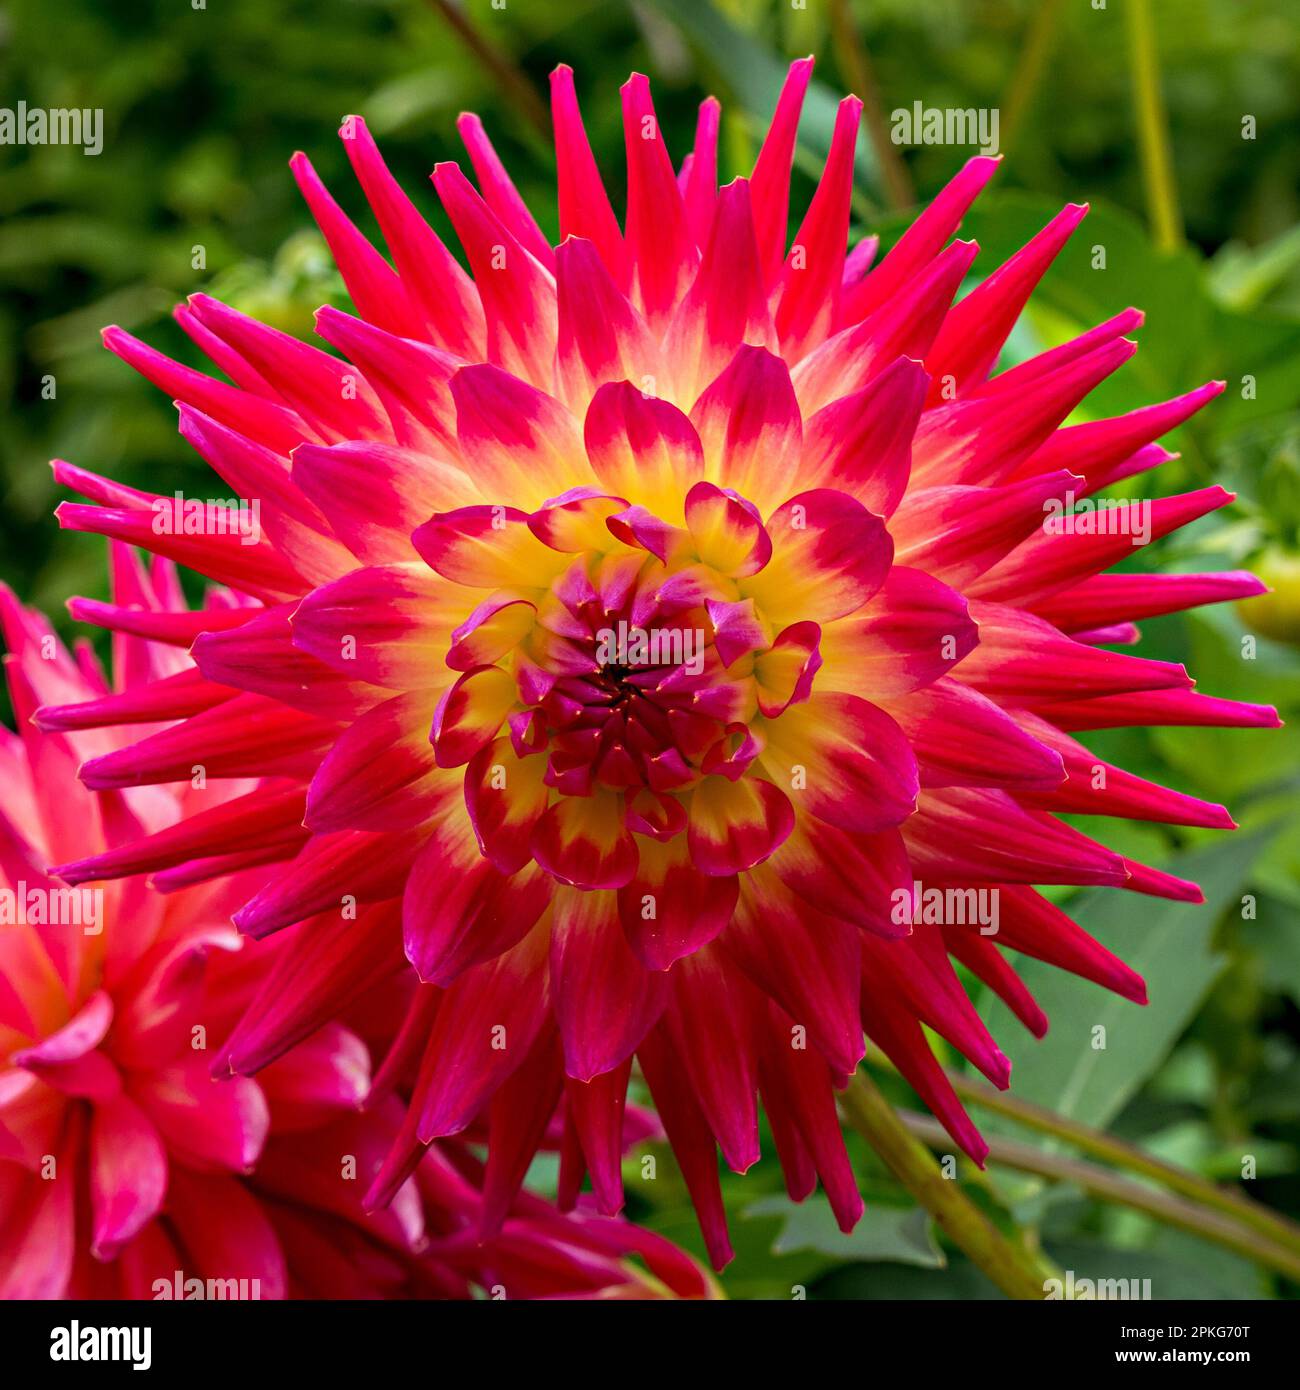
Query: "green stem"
900 1109 1300 1285
998 0 1065 159
426 0 551 141
826 0 914 211
944 1068 1300 1263
839 1072 1058 1299
1126 0 1183 252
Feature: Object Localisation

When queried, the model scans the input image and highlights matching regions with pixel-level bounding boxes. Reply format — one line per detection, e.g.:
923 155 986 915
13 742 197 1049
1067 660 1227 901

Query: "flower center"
422 481 852 869
531 563 729 797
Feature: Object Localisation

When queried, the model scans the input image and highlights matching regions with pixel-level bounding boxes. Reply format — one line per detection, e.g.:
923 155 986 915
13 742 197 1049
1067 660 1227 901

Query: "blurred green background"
2 0 1299 1297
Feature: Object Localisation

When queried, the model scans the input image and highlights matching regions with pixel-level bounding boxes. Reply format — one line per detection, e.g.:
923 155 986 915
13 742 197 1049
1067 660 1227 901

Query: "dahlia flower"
44 60 1276 1268
0 572 712 1300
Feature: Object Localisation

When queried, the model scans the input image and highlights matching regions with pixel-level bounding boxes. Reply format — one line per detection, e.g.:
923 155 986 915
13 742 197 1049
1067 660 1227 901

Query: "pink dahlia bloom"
45 62 1276 1267
0 573 713 1300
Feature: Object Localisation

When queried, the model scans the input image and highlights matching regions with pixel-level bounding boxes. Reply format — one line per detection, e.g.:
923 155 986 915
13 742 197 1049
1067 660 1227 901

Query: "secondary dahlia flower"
44 61 1276 1267
0 574 713 1300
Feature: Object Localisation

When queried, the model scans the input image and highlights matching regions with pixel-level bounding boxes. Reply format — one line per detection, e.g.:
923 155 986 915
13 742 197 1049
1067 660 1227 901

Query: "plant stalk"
900 1108 1300 1285
426 0 551 141
943 1067 1300 1265
826 0 914 210
1126 0 1183 252
839 1072 1056 1299
998 0 1065 159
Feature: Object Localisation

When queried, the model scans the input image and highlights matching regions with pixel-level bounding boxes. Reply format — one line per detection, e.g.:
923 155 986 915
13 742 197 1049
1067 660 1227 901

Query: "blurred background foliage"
2 0 1299 1298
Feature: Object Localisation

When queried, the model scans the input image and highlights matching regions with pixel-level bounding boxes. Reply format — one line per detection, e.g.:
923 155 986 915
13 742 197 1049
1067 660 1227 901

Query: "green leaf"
1251 897 1300 1006
1044 1236 1266 1300
1209 224 1300 313
978 833 1275 1131
744 1195 944 1267
812 1257 1002 1301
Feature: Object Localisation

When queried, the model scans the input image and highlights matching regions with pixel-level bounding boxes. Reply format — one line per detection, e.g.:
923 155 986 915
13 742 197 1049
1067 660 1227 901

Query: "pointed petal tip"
30 703 70 733
833 1197 866 1235
707 1239 736 1273
46 858 88 884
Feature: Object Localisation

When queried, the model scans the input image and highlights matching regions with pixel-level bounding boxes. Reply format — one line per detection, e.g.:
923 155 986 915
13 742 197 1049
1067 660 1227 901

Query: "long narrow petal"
552 886 667 1081
555 237 659 414
748 57 815 284
404 812 552 985
292 564 463 689
433 162 557 388
663 179 775 404
307 690 455 833
621 73 697 331
289 150 427 338
340 116 485 356
842 154 999 322
924 203 1088 395
774 96 862 362
550 65 629 288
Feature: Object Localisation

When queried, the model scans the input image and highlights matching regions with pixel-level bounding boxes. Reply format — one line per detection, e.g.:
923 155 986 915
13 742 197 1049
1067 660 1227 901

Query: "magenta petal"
88 1093 168 1259
552 887 668 1081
